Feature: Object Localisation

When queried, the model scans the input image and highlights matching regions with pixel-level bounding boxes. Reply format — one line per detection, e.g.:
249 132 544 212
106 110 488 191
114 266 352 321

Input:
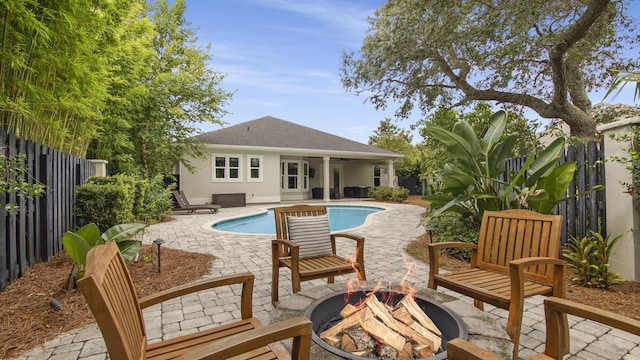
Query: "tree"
1 0 118 155
369 118 421 177
87 0 232 176
342 0 639 139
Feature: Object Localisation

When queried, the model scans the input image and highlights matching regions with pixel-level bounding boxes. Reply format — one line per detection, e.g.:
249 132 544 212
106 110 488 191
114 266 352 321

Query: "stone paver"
12 201 640 359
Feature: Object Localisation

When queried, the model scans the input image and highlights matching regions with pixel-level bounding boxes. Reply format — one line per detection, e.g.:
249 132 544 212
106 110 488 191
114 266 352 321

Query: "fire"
343 253 419 305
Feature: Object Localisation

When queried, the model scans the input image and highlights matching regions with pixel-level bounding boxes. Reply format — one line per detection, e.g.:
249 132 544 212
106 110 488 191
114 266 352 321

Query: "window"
212 154 242 182
373 166 382 187
280 160 309 191
247 155 263 182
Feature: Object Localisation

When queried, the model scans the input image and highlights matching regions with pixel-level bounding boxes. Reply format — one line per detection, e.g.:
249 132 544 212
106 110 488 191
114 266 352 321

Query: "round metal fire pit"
304 289 468 360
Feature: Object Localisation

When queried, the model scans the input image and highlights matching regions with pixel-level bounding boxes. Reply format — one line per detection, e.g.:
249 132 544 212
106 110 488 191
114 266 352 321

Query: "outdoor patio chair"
78 241 312 360
447 296 640 360
172 190 221 214
428 209 566 360
271 204 366 305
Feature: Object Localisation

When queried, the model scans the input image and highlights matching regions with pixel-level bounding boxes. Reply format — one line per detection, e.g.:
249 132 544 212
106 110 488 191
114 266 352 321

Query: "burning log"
319 293 443 359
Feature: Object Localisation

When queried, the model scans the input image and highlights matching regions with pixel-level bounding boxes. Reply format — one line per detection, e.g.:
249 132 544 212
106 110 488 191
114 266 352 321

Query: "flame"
342 252 419 305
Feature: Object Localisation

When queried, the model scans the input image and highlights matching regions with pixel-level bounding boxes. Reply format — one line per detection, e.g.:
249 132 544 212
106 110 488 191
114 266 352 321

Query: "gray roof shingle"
196 116 399 156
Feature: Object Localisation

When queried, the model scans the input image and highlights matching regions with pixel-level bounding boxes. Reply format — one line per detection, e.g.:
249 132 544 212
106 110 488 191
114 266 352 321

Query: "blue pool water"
212 205 383 234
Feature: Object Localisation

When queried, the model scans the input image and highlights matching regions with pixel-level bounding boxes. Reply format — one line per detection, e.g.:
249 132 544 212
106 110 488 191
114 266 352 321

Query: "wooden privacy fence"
1 130 95 290
505 139 606 245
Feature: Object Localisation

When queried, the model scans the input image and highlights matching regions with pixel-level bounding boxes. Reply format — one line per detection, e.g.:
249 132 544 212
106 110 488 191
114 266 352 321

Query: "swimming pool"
212 205 384 234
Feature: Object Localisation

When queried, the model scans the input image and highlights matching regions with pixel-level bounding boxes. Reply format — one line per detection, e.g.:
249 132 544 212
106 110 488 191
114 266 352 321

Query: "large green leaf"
116 240 142 264
425 124 478 165
102 223 147 242
528 162 577 213
526 137 566 186
481 110 507 153
62 232 91 276
452 120 482 157
487 134 518 177
75 223 102 247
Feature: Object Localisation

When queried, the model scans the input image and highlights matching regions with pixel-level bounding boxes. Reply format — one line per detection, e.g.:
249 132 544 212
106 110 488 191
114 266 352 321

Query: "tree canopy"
342 0 639 138
1 0 231 177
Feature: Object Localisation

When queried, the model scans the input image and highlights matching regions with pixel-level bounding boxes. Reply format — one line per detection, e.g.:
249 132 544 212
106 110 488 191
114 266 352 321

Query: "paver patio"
13 201 640 360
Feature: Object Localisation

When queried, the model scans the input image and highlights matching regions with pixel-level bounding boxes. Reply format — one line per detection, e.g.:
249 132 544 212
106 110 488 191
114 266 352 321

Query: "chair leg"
327 276 335 284
506 300 524 360
473 299 484 310
292 272 301 293
272 264 280 306
358 264 366 281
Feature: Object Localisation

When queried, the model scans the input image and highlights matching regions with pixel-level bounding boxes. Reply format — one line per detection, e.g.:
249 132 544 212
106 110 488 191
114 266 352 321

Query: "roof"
196 116 401 157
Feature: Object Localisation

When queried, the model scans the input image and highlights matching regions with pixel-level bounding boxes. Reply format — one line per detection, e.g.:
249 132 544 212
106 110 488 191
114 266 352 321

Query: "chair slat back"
78 241 147 360
172 190 188 208
477 209 563 283
273 205 328 256
178 190 193 206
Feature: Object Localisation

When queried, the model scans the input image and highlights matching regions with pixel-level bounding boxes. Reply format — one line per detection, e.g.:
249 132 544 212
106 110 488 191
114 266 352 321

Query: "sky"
183 0 639 144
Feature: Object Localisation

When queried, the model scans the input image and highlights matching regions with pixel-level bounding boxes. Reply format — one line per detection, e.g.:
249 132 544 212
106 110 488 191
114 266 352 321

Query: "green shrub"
427 211 478 261
75 183 135 230
76 174 173 228
368 186 410 202
140 175 174 222
391 187 410 201
562 230 624 289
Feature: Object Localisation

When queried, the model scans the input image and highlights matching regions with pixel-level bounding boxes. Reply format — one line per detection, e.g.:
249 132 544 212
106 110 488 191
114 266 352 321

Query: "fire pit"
304 288 468 360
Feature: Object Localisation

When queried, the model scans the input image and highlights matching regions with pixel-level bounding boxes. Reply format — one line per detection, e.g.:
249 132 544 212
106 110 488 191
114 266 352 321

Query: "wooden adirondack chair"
78 241 312 359
428 209 566 360
447 297 640 360
271 205 366 305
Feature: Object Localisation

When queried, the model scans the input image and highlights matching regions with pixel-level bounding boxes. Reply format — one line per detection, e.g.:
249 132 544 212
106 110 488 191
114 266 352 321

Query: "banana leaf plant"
62 222 147 279
424 110 601 227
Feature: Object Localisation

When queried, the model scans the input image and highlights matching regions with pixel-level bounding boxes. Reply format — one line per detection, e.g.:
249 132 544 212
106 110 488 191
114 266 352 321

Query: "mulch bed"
0 244 214 358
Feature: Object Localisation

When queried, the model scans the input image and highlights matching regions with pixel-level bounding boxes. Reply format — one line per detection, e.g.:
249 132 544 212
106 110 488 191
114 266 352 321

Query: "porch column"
387 159 395 188
323 156 331 202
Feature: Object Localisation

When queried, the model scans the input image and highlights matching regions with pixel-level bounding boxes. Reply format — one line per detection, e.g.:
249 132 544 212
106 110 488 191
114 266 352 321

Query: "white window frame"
373 166 382 187
247 155 263 182
280 160 309 192
212 154 242 182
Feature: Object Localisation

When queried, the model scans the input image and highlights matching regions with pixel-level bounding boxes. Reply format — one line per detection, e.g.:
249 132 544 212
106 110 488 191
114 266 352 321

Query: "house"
176 116 403 205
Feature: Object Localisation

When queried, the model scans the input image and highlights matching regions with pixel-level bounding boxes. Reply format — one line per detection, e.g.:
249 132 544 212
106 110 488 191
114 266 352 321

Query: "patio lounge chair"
78 241 313 360
271 204 366 305
172 190 221 214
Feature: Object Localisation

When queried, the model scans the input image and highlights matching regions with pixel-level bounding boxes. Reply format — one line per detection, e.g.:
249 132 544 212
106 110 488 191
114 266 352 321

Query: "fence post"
598 118 640 282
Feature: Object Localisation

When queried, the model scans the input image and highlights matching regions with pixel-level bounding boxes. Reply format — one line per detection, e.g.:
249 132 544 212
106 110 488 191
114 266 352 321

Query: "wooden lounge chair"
447 296 640 360
172 190 221 214
271 205 366 305
78 241 312 360
428 209 566 360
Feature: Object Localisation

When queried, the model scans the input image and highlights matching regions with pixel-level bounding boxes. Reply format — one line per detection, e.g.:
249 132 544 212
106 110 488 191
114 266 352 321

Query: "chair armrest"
272 238 299 252
543 297 640 359
139 273 255 319
447 338 504 360
509 256 566 295
331 233 364 242
427 242 477 288
177 317 313 360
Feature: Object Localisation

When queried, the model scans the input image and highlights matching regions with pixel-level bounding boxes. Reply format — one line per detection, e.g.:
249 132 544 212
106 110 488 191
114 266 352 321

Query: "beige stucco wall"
599 118 640 281
179 150 282 205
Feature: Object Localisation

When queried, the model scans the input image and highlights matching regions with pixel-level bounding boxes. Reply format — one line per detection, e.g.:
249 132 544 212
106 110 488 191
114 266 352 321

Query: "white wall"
599 118 640 281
